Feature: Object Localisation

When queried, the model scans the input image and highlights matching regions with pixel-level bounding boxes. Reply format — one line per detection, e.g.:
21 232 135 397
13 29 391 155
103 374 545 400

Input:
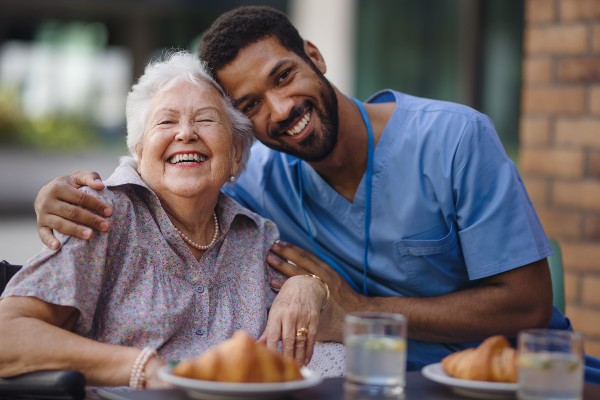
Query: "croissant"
441 335 518 383
172 330 303 383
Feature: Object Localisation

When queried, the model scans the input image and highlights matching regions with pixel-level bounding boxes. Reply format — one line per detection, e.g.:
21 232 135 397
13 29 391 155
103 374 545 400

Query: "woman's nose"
175 122 198 141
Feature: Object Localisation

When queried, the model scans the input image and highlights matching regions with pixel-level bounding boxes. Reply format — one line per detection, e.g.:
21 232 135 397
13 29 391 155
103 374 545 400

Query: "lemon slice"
363 337 406 351
519 354 553 370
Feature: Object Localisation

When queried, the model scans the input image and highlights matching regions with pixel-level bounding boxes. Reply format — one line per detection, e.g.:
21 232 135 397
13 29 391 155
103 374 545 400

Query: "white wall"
289 0 357 96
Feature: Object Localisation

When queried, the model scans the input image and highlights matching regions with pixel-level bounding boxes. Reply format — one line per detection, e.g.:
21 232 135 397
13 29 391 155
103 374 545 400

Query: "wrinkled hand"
259 275 326 366
144 356 170 389
34 171 112 250
266 241 367 343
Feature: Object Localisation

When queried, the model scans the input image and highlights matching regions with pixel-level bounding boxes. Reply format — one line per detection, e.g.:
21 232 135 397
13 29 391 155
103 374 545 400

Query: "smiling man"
32 6 600 379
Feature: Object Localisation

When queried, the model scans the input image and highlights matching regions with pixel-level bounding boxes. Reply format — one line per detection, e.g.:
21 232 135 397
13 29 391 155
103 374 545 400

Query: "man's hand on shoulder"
34 171 112 250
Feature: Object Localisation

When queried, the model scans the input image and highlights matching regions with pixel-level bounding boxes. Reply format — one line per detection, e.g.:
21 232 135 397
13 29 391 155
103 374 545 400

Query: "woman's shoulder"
218 193 279 239
79 184 135 210
79 167 146 223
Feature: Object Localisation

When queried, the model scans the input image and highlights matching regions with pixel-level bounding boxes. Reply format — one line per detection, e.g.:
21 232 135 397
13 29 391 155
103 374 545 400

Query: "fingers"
268 241 321 276
263 308 302 363
37 212 99 246
34 172 112 247
266 248 310 277
269 279 284 290
304 328 317 365
65 171 112 217
265 273 324 365
38 227 60 251
280 319 297 362
292 328 307 367
292 324 318 365
264 308 315 365
69 170 106 191
281 324 315 365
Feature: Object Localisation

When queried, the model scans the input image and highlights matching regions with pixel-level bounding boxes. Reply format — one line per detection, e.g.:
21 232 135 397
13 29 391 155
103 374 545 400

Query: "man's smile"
286 110 311 136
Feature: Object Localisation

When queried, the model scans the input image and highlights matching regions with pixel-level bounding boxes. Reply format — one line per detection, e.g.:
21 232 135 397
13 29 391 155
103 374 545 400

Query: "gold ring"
296 327 309 337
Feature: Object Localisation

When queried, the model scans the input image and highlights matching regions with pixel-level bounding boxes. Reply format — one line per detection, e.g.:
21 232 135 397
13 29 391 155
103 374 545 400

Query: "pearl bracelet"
129 347 157 390
304 274 330 312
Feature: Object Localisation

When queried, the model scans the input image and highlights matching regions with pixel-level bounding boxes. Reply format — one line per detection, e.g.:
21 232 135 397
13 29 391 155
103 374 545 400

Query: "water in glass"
345 334 406 393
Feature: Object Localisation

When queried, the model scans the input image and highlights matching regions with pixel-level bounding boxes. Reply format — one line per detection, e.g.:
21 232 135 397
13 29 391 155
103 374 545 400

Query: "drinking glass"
344 312 407 397
517 329 584 400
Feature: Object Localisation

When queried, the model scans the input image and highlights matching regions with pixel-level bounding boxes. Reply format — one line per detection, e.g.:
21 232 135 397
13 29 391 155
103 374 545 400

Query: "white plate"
157 365 323 400
422 363 518 399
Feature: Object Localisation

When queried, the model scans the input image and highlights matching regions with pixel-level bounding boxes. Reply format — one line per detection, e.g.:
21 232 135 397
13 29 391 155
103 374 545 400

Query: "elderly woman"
0 51 342 388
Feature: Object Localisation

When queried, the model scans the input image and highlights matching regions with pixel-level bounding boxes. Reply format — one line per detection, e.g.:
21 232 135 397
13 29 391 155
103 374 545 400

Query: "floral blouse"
3 162 345 376
3 163 280 362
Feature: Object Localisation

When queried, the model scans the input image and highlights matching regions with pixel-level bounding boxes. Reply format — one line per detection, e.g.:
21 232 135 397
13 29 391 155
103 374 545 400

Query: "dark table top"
96 371 600 400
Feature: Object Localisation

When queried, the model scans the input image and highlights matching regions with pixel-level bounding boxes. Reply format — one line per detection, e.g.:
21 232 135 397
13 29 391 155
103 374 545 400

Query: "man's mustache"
269 104 310 138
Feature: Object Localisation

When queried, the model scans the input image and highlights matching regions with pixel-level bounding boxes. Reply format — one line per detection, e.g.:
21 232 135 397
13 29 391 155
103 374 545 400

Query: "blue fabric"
585 354 600 385
221 89 598 376
547 307 600 385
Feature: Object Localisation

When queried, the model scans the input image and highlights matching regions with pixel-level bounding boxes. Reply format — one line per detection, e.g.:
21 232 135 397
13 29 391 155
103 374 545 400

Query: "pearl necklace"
175 211 219 251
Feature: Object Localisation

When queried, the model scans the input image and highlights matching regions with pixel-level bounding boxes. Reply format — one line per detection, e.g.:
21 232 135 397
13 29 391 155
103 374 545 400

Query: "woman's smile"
168 152 208 164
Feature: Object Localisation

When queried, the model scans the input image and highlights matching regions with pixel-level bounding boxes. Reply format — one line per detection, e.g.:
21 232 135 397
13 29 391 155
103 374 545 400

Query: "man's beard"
266 68 338 163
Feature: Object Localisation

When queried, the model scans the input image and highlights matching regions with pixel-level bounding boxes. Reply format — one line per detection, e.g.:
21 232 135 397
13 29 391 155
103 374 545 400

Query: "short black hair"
199 5 307 79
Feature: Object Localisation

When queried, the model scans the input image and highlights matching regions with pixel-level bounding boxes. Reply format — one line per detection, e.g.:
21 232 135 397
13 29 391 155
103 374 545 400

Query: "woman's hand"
34 171 112 249
259 275 327 366
267 241 366 343
144 356 170 389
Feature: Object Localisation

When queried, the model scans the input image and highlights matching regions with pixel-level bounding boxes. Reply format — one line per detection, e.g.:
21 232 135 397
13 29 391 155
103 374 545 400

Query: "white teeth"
169 153 206 164
286 111 310 136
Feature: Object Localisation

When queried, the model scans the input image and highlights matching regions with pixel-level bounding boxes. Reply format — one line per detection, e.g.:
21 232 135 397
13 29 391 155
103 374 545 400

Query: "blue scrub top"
223 90 555 369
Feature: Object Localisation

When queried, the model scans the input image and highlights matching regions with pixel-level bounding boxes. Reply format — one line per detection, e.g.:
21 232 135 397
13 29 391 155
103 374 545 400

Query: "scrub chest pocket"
394 224 468 297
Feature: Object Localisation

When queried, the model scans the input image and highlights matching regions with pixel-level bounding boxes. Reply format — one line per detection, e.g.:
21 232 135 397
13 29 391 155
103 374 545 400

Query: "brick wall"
521 0 600 356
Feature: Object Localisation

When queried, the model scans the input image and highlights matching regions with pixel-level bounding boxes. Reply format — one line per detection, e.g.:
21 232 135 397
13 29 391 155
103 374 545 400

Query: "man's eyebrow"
232 96 246 108
268 60 288 79
232 60 291 107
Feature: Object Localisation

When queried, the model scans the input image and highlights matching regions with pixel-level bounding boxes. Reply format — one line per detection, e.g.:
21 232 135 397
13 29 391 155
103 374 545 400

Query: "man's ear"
303 40 327 74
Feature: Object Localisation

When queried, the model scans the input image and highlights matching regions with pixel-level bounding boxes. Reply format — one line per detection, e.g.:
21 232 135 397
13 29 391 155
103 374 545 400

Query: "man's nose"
265 91 294 123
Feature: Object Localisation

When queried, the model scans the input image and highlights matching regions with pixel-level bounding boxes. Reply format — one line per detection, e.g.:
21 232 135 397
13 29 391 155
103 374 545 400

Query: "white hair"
122 50 253 179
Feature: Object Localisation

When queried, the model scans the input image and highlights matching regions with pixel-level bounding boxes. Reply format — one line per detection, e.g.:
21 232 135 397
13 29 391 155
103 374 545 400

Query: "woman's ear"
135 144 143 169
230 138 244 177
303 40 327 74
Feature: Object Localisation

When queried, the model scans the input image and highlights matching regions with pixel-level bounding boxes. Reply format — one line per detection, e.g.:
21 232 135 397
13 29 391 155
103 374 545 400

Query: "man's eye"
277 69 292 85
158 120 174 125
242 100 259 114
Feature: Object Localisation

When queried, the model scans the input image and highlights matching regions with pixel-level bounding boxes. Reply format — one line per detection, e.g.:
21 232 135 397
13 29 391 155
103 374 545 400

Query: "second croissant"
441 335 518 383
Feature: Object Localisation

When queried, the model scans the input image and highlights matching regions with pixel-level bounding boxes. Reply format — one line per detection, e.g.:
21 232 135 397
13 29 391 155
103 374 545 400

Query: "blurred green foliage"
0 91 24 145
0 89 98 149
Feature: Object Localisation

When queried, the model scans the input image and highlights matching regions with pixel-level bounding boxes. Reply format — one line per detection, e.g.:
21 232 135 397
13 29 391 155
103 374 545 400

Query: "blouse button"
195 328 205 336
196 286 205 294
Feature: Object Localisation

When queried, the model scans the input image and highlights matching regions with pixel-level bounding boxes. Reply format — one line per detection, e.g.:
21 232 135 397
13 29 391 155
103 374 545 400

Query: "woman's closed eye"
195 108 223 124
195 118 216 124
